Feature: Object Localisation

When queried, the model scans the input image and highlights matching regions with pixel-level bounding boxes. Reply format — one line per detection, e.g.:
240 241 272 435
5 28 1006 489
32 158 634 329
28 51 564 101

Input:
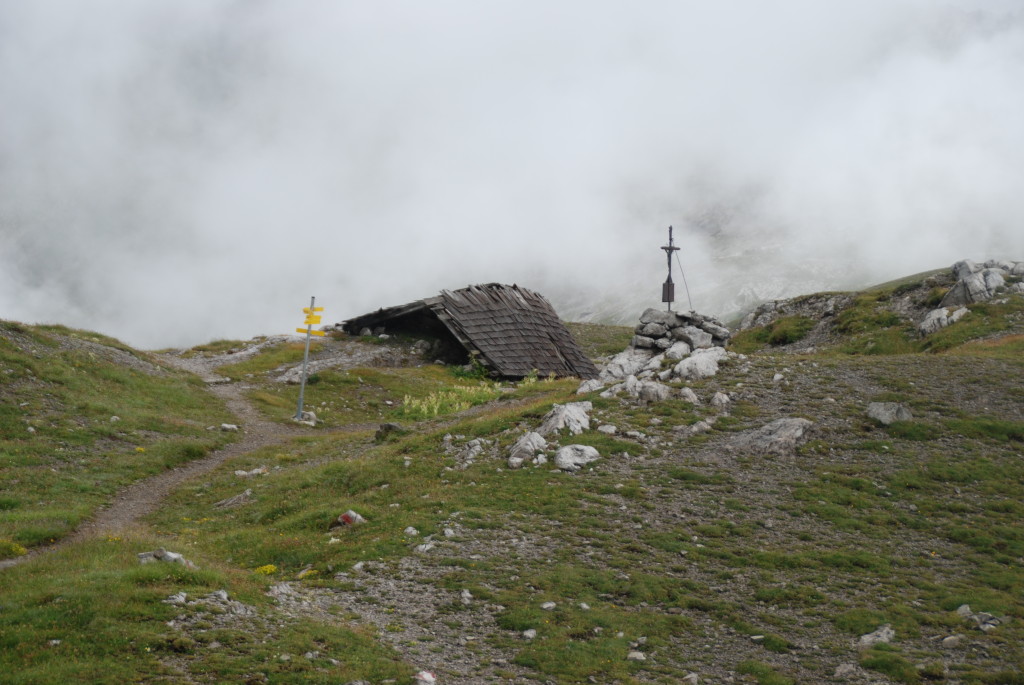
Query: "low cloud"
2 1 1022 347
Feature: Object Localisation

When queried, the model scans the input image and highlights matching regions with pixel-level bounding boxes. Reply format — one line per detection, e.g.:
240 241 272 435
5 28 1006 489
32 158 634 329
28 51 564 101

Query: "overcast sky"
2 1 1022 348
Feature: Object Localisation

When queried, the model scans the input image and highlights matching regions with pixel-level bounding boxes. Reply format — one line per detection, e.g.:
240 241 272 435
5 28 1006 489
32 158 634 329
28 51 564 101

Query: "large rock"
638 381 672 404
601 347 656 382
940 268 1006 307
509 432 546 464
674 347 729 380
554 445 601 471
918 307 969 335
866 402 912 425
538 402 592 436
664 341 692 361
733 418 814 455
638 322 668 338
672 326 713 349
576 379 604 395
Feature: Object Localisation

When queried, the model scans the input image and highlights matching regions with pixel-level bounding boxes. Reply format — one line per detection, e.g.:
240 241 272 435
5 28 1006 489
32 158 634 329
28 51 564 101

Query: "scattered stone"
866 402 913 426
679 387 700 404
537 402 592 436
576 378 604 394
956 604 1004 632
375 423 404 441
414 542 435 553
857 624 895 648
597 424 617 435
626 651 646 661
404 527 419 536
509 432 547 468
110 416 120 423
47 639 61 646
164 592 188 605
220 423 239 432
942 634 964 648
523 629 537 640
460 589 473 605
138 548 198 570
329 510 367 529
213 489 254 508
638 380 671 404
710 392 731 412
554 445 601 472
292 411 317 427
834 663 860 678
541 601 557 610
732 418 814 455
579 602 590 610
234 466 268 478
682 673 700 684
413 672 436 685
772 373 784 382
919 306 969 335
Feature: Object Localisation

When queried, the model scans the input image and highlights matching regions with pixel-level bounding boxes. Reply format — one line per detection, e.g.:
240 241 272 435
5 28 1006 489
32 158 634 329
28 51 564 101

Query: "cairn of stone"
590 308 734 392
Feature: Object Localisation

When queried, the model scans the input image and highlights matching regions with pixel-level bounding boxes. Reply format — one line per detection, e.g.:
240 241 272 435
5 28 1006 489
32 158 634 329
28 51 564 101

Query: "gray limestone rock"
601 347 656 382
919 307 969 335
674 326 713 349
710 392 731 412
638 381 672 404
733 418 814 455
857 624 895 649
509 432 547 467
638 322 668 337
555 445 601 471
941 268 1007 307
664 341 692 361
538 402 592 436
866 402 913 425
632 335 656 349
674 347 728 380
576 379 605 395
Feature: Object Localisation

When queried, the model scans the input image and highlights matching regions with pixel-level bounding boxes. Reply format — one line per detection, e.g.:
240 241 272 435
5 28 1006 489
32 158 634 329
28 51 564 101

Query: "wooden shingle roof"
343 284 598 380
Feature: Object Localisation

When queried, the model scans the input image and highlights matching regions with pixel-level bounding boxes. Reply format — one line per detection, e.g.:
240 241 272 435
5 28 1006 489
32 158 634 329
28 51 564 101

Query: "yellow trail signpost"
295 297 324 421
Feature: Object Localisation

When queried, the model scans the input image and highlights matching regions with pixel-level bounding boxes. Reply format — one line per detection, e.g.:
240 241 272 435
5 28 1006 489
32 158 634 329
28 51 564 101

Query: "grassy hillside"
0 322 235 553
1 291 1023 683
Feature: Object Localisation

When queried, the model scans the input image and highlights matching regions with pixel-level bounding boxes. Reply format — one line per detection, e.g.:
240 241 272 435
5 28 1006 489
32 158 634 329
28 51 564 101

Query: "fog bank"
2 1 1022 347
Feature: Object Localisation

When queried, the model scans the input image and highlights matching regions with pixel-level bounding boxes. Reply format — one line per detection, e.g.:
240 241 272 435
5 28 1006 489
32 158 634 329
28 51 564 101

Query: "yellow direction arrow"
297 328 325 336
304 315 322 325
303 307 324 314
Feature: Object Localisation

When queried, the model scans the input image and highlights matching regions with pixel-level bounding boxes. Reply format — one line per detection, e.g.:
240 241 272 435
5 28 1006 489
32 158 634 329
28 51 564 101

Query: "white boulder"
554 445 601 471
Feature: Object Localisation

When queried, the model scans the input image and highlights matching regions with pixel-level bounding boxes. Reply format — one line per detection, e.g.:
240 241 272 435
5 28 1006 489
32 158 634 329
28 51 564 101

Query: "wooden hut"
341 284 599 380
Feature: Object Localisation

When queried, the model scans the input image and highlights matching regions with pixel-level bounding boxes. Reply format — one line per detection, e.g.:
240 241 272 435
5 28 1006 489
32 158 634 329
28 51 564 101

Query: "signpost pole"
295 296 316 420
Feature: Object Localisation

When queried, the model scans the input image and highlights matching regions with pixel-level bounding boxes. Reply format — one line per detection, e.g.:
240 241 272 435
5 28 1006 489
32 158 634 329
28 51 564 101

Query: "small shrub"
0 539 28 559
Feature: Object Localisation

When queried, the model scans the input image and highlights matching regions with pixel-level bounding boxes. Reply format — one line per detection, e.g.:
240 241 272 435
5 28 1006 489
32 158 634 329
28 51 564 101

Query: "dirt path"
1 351 314 570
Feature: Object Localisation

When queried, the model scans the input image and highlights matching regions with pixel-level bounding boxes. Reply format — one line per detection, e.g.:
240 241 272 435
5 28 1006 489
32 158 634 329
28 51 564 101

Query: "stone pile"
590 308 735 393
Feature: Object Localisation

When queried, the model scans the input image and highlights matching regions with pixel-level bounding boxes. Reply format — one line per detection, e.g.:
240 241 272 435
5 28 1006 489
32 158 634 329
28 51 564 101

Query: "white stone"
576 379 604 395
554 445 601 471
673 347 727 380
665 341 692 361
710 392 731 411
866 402 913 425
857 624 895 648
538 402 592 436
